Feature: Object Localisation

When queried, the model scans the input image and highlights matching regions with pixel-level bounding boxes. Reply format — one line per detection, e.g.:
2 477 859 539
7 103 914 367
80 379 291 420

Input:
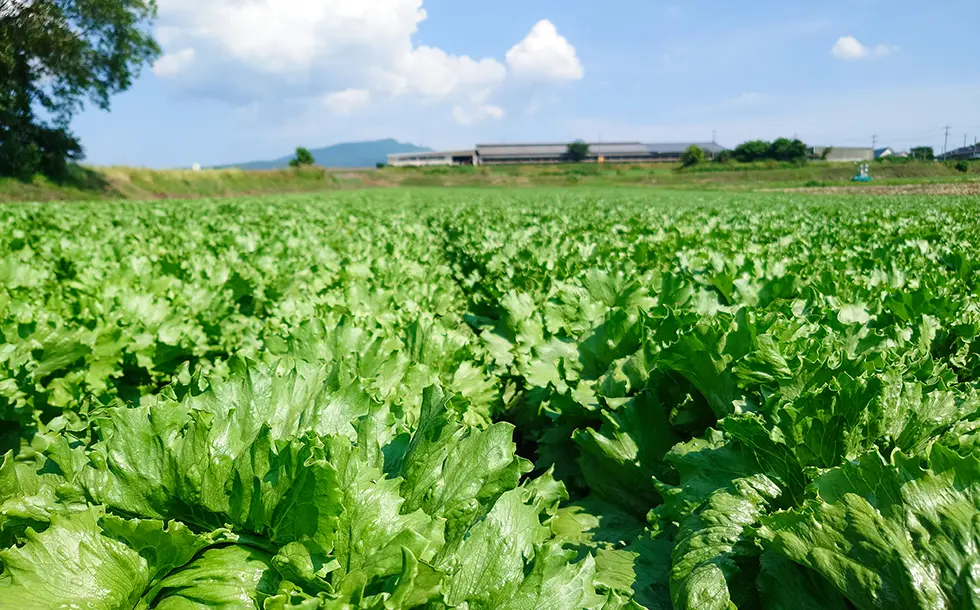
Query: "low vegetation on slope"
2 189 980 608
3 160 979 202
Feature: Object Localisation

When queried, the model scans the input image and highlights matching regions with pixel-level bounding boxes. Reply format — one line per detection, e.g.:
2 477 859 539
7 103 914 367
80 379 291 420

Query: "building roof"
645 142 726 154
475 141 727 158
810 146 875 161
938 144 980 160
476 142 649 157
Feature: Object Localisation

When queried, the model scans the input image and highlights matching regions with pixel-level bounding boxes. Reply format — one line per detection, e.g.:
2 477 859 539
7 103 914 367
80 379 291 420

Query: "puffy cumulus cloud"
150 1 582 123
322 89 372 115
831 36 899 61
378 46 506 102
452 104 505 125
153 0 427 74
831 36 867 60
506 20 584 83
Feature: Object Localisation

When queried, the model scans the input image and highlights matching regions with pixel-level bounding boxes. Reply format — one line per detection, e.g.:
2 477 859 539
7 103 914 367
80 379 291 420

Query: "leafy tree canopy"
732 138 808 164
566 141 590 163
910 146 935 161
732 140 771 163
289 147 316 167
0 0 160 178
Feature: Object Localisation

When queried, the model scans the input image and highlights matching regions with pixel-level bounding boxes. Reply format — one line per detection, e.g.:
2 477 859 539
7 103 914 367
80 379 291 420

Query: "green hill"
224 139 431 170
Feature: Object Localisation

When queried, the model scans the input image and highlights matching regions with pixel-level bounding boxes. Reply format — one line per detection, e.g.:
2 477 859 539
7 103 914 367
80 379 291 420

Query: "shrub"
768 138 807 163
732 140 771 163
679 145 705 167
376 162 386 169
714 150 733 164
955 160 970 173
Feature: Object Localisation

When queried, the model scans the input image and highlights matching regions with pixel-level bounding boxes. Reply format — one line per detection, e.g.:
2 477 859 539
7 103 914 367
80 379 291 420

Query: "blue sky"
72 0 980 168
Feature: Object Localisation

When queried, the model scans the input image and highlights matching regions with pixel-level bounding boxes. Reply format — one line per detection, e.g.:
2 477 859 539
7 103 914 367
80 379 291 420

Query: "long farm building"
387 142 726 167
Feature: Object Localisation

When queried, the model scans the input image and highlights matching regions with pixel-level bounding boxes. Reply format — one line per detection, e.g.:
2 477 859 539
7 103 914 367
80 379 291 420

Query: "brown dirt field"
774 182 980 196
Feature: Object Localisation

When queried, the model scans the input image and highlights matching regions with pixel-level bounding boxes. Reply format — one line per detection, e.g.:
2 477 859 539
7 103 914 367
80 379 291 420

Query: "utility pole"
712 129 717 144
965 134 968 148
872 134 877 151
944 125 951 156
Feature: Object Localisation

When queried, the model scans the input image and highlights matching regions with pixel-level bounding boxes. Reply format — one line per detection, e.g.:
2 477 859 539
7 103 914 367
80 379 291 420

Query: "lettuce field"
3 188 980 609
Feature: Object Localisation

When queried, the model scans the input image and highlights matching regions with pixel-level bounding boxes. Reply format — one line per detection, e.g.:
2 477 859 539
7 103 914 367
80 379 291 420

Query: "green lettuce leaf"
760 444 980 609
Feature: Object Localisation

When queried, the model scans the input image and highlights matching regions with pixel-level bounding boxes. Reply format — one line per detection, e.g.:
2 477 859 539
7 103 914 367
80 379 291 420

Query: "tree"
565 141 590 163
0 0 160 179
679 145 705 167
714 149 733 164
910 146 935 161
732 140 771 163
289 147 316 167
768 138 807 163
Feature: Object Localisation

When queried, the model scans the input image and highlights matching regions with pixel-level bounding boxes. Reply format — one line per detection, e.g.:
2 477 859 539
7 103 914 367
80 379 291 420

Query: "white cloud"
831 36 899 61
452 104 505 125
380 46 506 102
874 43 900 57
150 2 580 123
152 48 196 77
154 0 428 74
323 89 372 115
831 36 868 60
506 20 584 82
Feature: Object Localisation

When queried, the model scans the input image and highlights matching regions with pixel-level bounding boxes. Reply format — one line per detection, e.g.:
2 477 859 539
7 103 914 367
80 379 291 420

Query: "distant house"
809 147 875 162
874 147 894 159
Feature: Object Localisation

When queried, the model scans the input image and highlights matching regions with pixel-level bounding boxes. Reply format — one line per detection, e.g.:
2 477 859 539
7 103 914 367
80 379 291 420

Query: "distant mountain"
223 139 432 170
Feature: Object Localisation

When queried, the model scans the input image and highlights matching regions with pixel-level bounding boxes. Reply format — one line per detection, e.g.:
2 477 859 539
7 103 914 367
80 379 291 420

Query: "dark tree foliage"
732 140 771 162
0 0 159 178
679 145 704 167
289 147 316 167
565 141 590 163
732 138 808 164
910 146 935 161
767 138 807 163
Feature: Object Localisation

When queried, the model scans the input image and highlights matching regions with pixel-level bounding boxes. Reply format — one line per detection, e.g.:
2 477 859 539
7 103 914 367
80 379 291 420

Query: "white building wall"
387 153 454 167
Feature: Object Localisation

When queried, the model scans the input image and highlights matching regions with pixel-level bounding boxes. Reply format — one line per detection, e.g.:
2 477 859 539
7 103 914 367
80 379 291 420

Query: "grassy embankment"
2 159 978 202
0 165 338 202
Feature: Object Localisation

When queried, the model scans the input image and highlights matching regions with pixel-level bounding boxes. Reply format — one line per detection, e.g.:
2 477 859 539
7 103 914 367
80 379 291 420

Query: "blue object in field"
851 163 873 182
